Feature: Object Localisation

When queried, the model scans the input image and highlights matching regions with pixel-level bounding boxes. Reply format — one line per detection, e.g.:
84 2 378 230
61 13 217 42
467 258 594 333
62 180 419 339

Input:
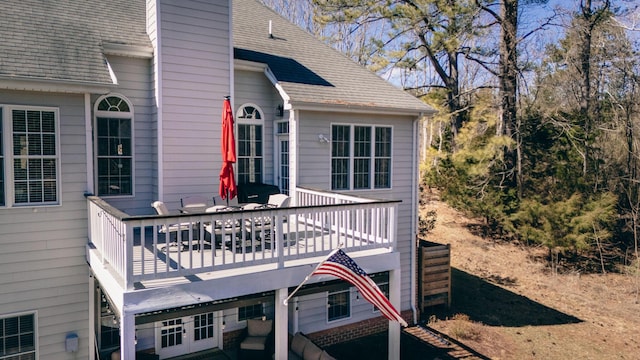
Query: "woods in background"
261 0 639 273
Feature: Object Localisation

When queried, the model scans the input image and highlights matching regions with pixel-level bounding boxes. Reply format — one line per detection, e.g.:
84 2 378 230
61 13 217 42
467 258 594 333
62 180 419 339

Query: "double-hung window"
0 106 60 207
237 104 263 184
372 282 389 313
0 312 37 359
95 95 133 196
327 289 351 322
331 125 392 190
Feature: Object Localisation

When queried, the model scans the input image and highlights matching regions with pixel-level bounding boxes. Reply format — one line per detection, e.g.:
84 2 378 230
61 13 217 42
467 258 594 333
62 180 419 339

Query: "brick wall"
223 328 244 350
223 310 414 350
306 310 413 348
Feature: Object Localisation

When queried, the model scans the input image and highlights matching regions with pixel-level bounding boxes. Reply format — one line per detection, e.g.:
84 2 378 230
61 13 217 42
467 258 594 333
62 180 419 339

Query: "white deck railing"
87 188 399 290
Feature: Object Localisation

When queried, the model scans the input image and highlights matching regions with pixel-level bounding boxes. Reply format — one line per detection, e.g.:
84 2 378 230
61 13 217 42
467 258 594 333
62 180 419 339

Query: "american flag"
312 249 408 327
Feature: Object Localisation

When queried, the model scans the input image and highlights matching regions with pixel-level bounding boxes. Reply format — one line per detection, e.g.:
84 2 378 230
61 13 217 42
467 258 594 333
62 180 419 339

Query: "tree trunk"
579 0 594 177
500 0 520 195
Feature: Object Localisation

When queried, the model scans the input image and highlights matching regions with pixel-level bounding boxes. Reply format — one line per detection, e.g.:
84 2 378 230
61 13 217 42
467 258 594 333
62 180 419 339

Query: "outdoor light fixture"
65 333 78 352
318 134 330 143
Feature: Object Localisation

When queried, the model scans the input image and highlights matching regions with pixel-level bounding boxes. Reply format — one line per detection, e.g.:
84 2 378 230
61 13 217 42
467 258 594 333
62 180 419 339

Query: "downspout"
85 94 95 359
411 115 421 325
85 93 94 195
152 2 163 201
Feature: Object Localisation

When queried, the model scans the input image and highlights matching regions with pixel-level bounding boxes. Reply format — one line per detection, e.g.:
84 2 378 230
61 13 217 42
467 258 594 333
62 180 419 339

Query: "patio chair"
243 194 291 248
239 318 273 360
212 194 241 208
151 201 194 251
203 205 243 250
180 195 212 213
267 193 290 208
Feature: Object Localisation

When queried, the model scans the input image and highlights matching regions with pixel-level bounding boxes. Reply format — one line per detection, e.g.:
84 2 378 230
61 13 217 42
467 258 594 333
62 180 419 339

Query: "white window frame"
275 120 289 194
0 105 61 208
327 288 352 323
372 282 389 313
0 310 38 359
236 103 264 184
94 94 135 198
331 124 393 191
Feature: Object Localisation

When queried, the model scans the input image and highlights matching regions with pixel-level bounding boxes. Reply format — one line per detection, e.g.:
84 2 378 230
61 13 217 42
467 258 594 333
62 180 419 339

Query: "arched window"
94 94 134 196
236 104 264 184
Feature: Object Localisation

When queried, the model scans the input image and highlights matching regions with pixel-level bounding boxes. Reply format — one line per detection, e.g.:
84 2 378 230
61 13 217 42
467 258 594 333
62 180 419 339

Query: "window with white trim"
0 106 60 207
331 125 392 190
372 282 389 313
0 312 37 359
237 104 263 184
327 289 351 322
95 95 133 196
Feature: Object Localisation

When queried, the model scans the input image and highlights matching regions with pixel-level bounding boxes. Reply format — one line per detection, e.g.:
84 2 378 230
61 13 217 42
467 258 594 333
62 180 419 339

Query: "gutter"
102 42 154 59
0 75 114 94
287 100 432 117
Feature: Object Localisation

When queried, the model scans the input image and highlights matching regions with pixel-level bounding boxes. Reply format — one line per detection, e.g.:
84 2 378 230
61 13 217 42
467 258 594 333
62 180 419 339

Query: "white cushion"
290 333 309 355
110 349 121 360
302 342 323 360
240 336 267 350
247 318 272 337
320 350 336 360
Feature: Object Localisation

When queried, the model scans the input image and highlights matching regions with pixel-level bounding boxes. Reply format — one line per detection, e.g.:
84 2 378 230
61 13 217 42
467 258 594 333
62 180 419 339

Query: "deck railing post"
276 212 285 269
390 204 398 251
124 223 134 290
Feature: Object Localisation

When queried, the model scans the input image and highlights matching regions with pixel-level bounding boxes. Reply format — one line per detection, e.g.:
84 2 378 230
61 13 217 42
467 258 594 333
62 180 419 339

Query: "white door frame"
155 311 220 359
275 120 290 195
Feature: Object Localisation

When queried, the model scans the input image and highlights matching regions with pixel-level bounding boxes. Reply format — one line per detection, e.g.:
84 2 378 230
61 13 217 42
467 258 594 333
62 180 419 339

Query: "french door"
278 136 289 194
155 312 219 359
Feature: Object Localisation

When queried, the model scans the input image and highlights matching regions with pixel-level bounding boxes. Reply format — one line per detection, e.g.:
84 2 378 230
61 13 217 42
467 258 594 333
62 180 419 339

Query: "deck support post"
88 274 95 360
274 287 289 360
120 311 136 359
388 268 402 360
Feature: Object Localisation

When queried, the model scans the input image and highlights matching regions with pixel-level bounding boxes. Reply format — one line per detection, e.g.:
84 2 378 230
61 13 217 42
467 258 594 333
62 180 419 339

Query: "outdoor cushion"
247 318 272 337
290 332 309 355
319 350 336 360
302 341 323 360
240 336 268 350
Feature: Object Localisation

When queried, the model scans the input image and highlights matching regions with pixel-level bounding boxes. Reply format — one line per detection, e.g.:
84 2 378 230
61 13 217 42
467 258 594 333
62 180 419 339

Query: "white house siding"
99 55 155 216
220 301 275 333
296 110 417 311
155 0 232 209
233 69 280 185
0 90 90 359
292 288 386 334
146 0 160 202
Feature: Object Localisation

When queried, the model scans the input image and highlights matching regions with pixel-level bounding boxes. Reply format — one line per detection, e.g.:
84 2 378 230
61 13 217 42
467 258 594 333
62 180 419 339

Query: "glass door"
155 312 218 359
276 121 290 194
156 318 187 359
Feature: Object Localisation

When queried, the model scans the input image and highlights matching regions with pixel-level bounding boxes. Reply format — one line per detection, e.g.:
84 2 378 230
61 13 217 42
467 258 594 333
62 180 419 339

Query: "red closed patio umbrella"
219 97 237 204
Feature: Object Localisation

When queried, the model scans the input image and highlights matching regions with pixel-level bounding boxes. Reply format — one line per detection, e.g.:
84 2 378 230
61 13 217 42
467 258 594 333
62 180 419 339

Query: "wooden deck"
88 188 400 290
131 218 393 290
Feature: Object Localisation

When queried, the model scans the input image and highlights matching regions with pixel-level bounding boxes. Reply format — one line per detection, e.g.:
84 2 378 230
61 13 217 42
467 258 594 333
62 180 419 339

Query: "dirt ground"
422 196 640 359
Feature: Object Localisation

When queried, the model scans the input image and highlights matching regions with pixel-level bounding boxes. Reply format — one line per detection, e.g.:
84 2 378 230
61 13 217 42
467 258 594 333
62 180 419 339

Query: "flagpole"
283 243 343 306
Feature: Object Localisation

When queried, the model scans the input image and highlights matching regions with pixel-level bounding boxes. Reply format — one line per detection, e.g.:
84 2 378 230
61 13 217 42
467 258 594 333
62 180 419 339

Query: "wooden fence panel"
419 240 451 311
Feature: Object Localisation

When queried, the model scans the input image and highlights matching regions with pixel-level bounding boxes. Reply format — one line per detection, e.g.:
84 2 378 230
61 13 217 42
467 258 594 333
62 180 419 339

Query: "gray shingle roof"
1 0 431 114
0 0 150 85
233 0 432 114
